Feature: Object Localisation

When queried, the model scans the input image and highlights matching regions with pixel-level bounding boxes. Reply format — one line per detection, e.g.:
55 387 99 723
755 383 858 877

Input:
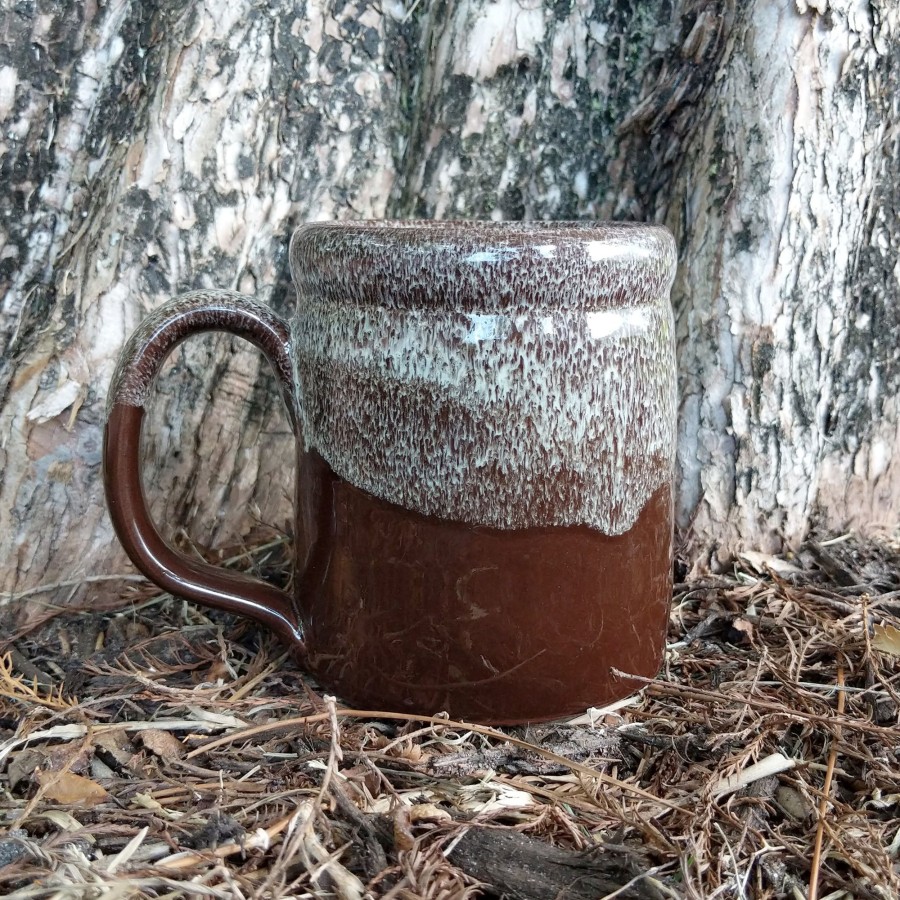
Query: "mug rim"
289 219 676 310
291 217 673 252
293 216 668 233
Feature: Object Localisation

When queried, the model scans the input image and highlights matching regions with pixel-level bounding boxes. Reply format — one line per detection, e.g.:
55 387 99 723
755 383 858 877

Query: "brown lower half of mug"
295 451 673 724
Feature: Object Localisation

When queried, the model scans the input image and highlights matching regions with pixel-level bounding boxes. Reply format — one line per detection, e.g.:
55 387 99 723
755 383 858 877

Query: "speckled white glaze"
290 221 677 536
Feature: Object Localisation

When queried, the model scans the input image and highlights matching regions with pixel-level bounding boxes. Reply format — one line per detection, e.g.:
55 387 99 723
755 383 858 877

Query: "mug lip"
289 219 676 309
291 217 672 248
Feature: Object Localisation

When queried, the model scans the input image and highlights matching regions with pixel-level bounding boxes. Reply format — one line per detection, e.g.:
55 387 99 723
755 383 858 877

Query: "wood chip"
709 753 797 798
138 729 184 760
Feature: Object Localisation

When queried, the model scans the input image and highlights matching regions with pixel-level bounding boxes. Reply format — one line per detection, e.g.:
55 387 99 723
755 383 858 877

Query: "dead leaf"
35 810 89 834
198 658 231 684
25 379 83 424
42 743 91 775
408 803 452 824
775 785 812 821
740 551 802 576
393 806 415 852
94 731 135 770
7 750 45 791
138 729 184 760
10 743 94 792
872 623 900 658
393 742 425 764
36 770 109 806
725 617 755 645
131 792 175 818
91 757 117 780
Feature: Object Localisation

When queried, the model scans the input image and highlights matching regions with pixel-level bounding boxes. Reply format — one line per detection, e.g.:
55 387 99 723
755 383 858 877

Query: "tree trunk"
2 0 898 619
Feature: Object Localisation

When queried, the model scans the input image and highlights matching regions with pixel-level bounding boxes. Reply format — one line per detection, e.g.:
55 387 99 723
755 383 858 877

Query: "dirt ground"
1 533 899 899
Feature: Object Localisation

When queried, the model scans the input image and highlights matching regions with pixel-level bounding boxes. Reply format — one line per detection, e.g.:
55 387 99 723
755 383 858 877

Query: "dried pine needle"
1 532 898 898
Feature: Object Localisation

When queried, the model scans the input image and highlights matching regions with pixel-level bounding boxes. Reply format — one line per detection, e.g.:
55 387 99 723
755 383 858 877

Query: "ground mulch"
1 533 899 899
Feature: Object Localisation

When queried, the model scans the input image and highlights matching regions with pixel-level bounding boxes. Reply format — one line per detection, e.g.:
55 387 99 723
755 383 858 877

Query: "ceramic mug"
104 221 677 724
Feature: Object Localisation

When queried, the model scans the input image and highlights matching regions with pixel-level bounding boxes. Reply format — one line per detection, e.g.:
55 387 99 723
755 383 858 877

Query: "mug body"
289 221 676 723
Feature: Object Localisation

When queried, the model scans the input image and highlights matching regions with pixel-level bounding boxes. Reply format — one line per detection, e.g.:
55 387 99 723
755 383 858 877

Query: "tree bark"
662 1 900 563
2 0 898 618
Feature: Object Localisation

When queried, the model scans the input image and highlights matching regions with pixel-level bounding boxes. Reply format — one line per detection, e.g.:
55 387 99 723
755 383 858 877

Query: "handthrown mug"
104 221 677 724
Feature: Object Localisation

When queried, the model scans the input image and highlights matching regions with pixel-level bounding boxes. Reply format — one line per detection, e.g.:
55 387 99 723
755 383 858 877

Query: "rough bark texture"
446 826 665 899
662 1 900 561
1 0 898 617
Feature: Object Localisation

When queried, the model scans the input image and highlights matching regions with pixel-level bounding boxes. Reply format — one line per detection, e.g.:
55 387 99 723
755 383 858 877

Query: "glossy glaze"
295 451 672 723
290 221 676 535
104 403 301 644
104 294 302 644
104 221 677 723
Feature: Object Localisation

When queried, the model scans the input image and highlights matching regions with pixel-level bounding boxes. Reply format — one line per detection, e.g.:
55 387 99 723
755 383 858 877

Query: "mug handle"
103 290 303 646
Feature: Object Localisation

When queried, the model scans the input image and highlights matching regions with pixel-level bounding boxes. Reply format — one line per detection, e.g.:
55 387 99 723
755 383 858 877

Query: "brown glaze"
295 451 672 724
104 223 677 724
103 291 302 645
104 404 301 646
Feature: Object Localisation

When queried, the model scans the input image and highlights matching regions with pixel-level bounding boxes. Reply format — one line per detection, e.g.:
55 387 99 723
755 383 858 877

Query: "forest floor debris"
1 532 899 898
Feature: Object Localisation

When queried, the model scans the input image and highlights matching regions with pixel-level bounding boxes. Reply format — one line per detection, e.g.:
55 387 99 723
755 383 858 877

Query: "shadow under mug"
104 221 677 724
